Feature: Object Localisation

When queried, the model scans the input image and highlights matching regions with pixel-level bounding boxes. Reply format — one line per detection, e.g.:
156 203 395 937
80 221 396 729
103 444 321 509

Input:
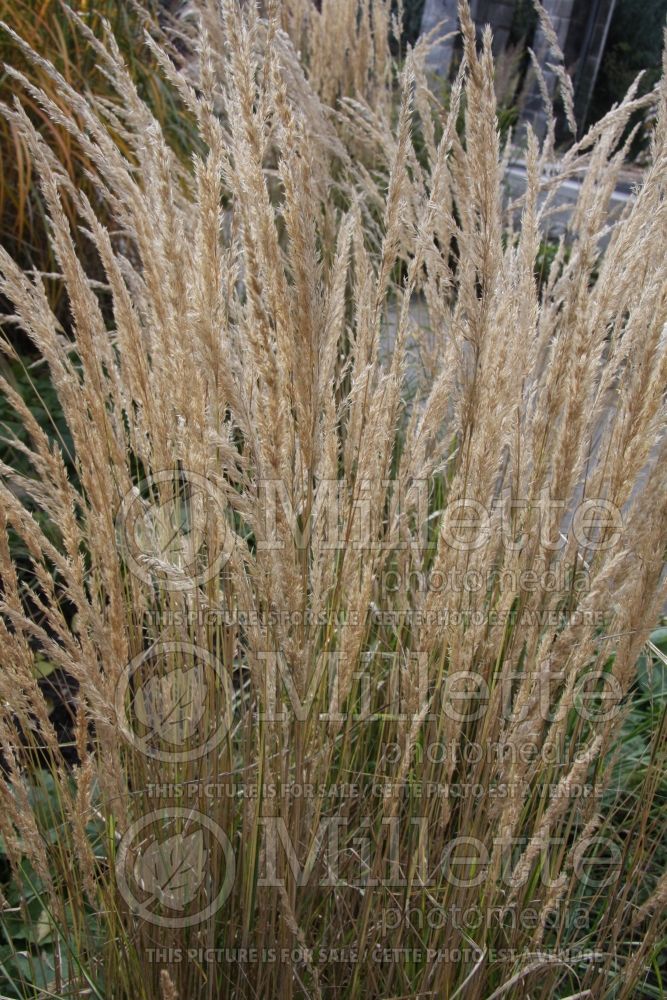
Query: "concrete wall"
523 0 617 138
419 0 459 76
572 0 618 126
421 0 618 137
472 0 516 54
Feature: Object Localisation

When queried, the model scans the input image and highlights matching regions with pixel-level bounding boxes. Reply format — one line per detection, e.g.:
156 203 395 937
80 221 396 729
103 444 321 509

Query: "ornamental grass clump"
0 2 665 998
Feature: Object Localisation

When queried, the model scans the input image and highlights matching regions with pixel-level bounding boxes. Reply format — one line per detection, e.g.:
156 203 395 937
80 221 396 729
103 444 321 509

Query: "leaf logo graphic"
133 830 207 911
133 667 207 745
131 491 206 568
116 807 235 926
116 472 234 591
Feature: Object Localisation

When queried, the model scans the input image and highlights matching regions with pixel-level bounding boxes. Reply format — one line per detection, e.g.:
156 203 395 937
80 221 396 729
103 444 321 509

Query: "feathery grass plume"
530 0 577 136
0 2 666 998
271 0 397 111
0 0 195 325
